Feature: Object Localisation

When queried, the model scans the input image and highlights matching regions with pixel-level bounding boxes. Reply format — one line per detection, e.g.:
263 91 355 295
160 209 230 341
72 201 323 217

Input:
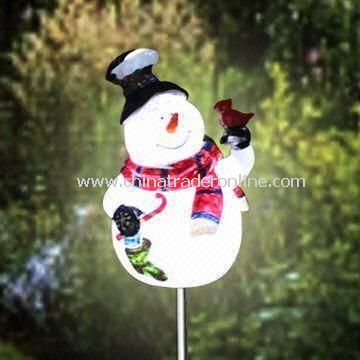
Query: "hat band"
120 68 159 97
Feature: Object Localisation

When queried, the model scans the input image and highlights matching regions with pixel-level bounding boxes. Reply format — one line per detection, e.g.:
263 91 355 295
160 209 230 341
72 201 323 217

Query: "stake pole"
177 288 188 360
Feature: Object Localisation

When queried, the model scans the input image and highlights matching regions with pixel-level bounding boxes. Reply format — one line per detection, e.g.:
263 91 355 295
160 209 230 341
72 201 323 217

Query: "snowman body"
103 91 254 288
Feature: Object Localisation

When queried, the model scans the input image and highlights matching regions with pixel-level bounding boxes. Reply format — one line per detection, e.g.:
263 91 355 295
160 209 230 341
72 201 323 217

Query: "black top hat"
105 49 189 124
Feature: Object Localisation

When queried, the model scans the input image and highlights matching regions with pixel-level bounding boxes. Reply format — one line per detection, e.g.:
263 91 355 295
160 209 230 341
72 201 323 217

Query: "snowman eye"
161 116 164 120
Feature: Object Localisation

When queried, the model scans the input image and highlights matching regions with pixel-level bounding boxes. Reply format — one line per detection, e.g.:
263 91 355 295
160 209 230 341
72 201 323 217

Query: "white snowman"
103 49 255 288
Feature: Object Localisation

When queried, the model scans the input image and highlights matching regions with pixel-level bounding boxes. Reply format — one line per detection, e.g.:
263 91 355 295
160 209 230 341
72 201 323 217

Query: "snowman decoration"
103 49 255 288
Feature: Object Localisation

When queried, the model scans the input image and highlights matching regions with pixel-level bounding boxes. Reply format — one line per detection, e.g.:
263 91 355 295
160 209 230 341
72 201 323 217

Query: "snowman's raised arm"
230 145 255 177
215 145 255 180
214 98 255 179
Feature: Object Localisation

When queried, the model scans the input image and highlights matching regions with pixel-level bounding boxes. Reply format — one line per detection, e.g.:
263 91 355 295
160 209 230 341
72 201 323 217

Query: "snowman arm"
230 145 255 177
215 145 255 180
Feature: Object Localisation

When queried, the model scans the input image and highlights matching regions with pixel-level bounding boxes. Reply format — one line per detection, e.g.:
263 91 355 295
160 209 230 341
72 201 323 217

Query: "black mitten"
113 205 143 237
220 126 251 150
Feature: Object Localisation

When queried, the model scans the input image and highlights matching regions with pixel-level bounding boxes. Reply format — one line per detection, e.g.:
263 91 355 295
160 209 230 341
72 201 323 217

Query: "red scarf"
121 138 247 224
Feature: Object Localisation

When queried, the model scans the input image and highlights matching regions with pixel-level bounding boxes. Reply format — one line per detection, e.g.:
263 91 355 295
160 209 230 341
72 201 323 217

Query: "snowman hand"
113 205 142 237
220 126 251 150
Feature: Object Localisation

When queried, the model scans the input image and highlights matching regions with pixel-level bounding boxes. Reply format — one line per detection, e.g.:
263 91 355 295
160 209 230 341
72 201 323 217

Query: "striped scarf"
121 138 246 224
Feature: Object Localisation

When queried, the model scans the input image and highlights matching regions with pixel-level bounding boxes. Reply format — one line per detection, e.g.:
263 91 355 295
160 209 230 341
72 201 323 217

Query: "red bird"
214 98 254 128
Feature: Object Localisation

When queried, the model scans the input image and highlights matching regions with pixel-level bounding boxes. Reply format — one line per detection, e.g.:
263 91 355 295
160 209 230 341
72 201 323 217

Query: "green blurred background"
0 0 359 359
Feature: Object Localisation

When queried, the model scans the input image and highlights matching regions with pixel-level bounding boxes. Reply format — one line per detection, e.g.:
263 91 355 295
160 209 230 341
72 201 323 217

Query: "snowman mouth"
157 131 191 150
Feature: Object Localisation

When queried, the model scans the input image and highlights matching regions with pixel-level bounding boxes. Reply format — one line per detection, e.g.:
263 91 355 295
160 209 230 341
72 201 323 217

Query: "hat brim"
120 81 188 124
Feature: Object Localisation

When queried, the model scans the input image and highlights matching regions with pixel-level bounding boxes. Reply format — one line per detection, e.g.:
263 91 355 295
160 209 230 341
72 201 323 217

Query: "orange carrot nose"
166 113 179 133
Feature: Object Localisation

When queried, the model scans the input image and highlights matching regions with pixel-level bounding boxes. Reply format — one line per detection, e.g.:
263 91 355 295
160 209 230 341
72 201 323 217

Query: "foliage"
193 0 359 129
189 64 360 359
0 342 25 360
0 0 358 359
